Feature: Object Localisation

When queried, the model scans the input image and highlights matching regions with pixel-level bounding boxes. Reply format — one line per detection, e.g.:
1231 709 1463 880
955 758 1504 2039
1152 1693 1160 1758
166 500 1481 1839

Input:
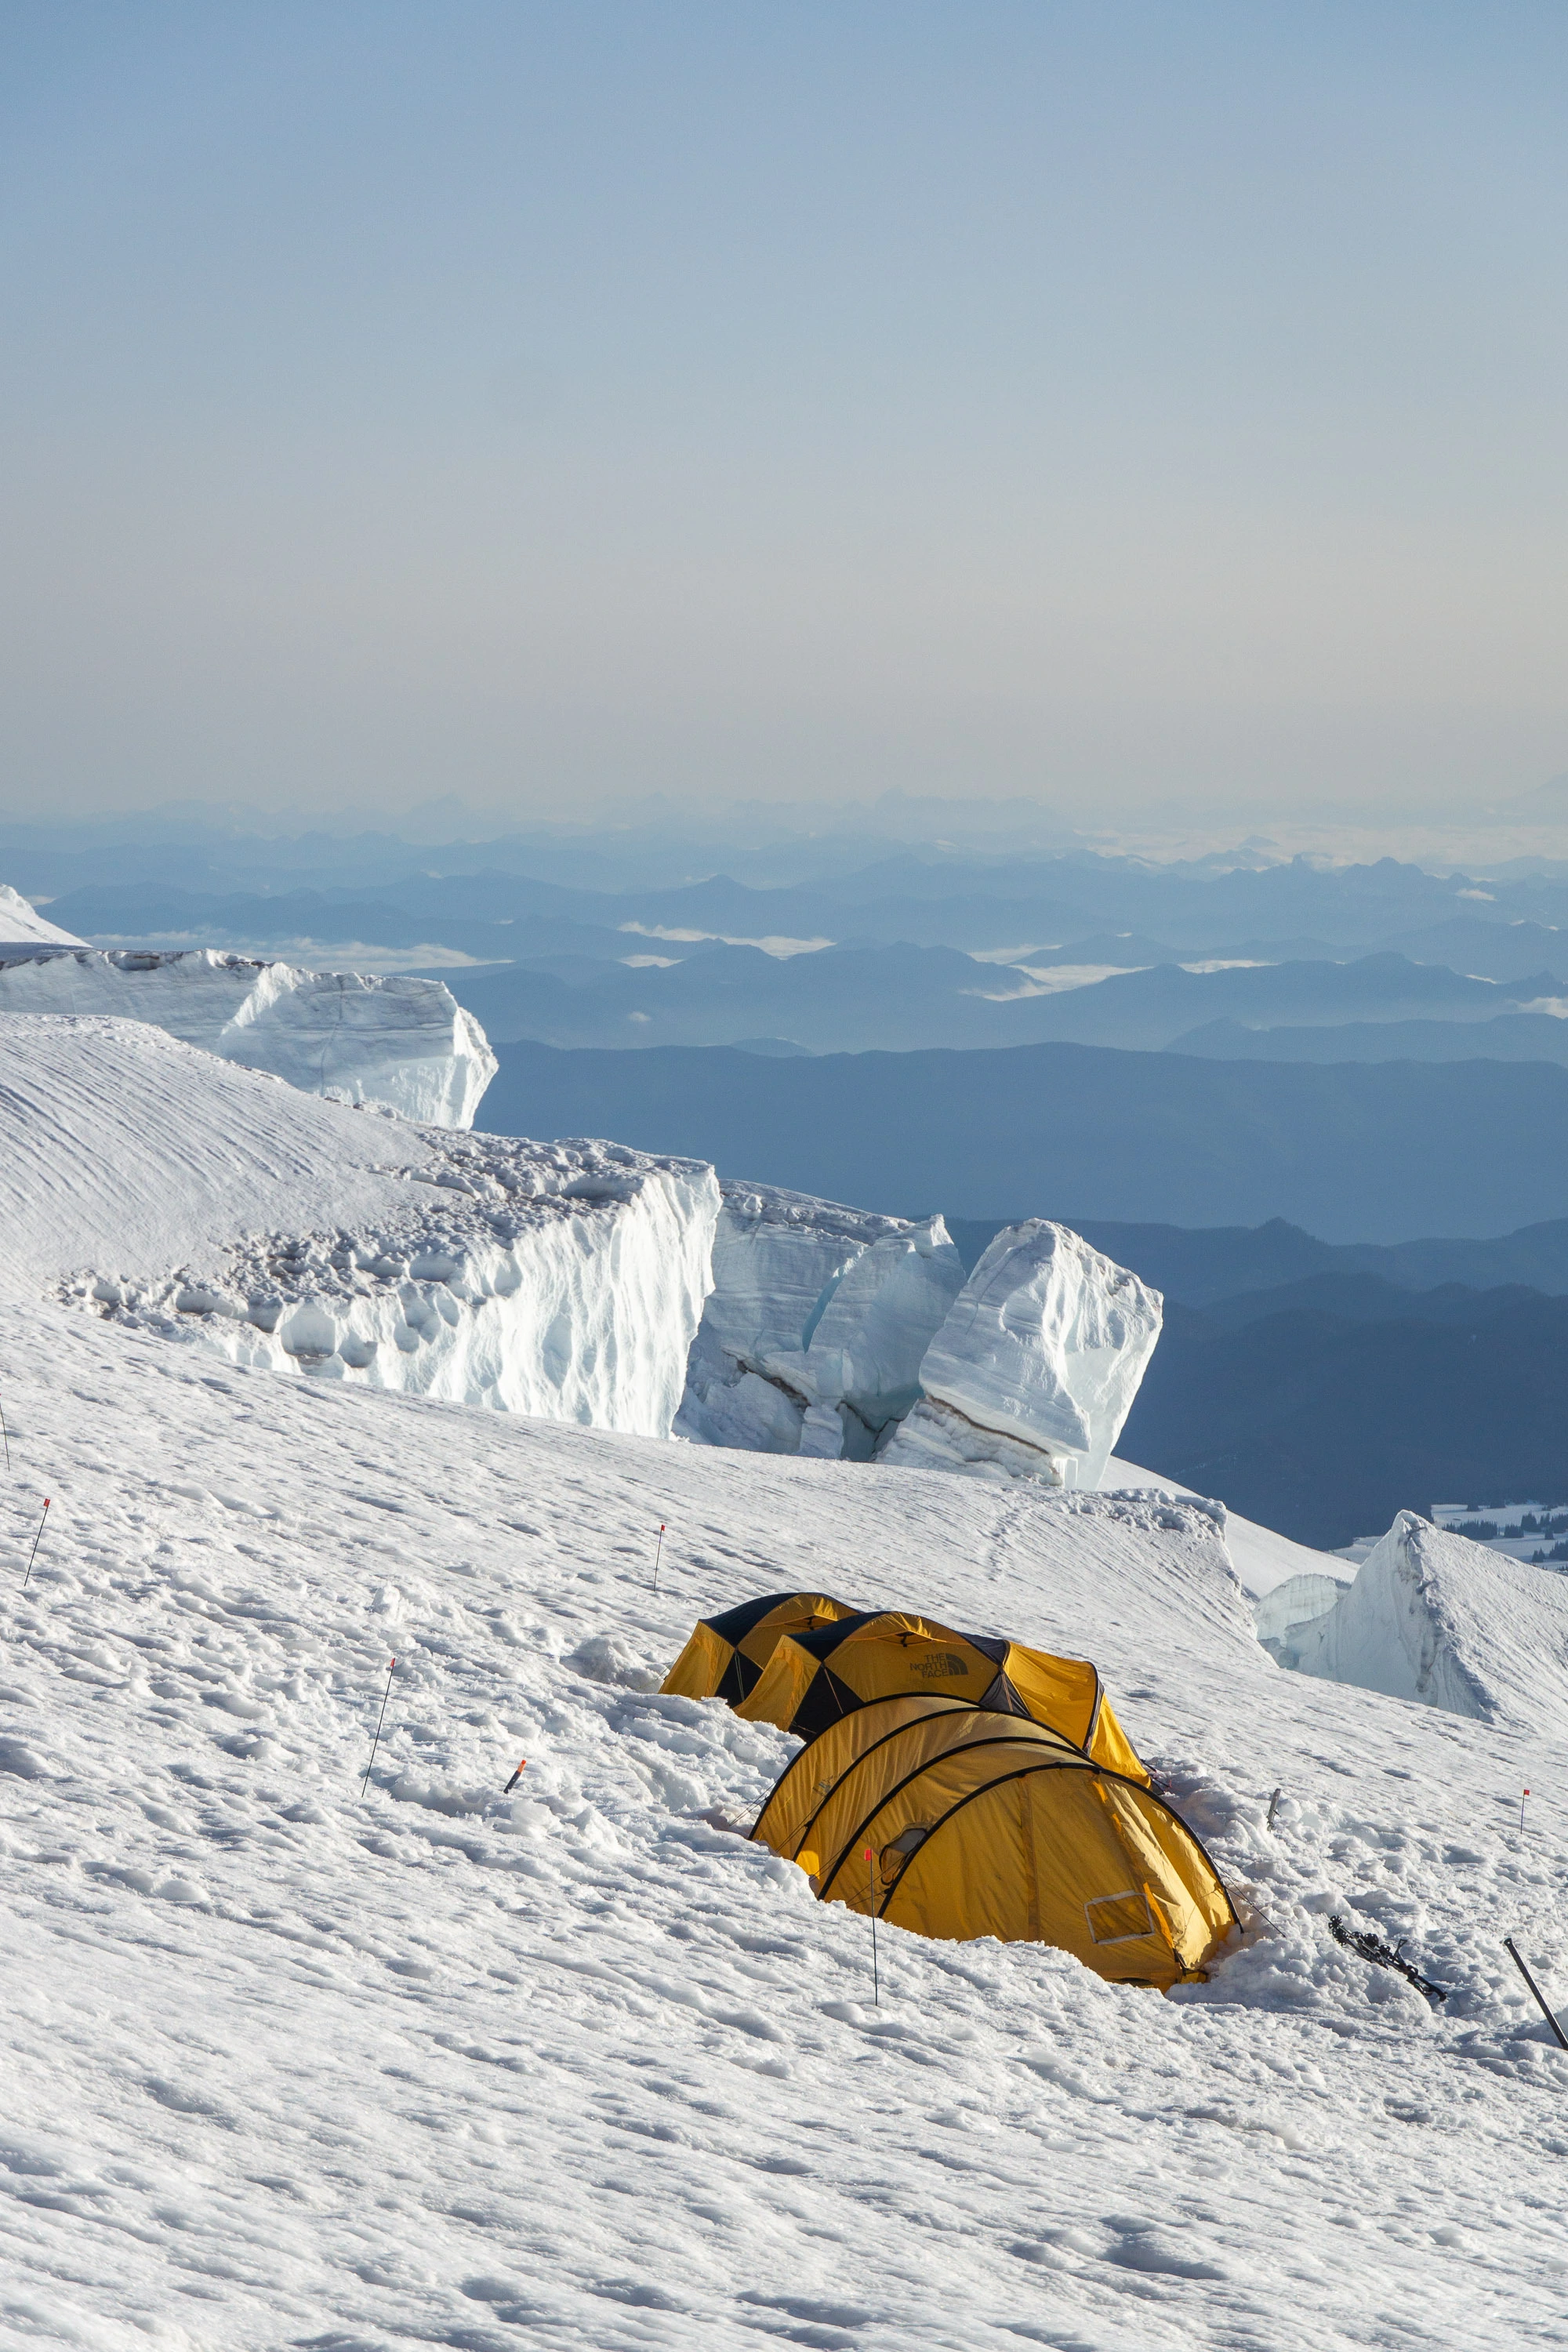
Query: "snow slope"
1294 1509 1568 1733
0 947 495 1126
4 1307 1568 2348
2 1014 717 1438
1106 1454 1348 1601
0 884 85 947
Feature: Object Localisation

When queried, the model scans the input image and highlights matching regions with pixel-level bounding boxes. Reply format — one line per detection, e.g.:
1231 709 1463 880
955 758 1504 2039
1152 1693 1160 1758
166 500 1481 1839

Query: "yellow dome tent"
750 1691 1234 1989
659 1591 858 1709
733 1608 1148 1782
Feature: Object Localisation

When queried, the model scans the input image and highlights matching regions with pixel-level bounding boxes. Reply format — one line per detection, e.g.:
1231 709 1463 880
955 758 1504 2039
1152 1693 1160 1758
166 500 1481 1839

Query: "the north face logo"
915 1652 969 1679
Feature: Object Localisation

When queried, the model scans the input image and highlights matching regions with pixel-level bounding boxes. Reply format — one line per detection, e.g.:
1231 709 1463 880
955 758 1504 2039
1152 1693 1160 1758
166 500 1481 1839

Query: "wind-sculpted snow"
0 945 495 1125
5 1309 1568 2346
677 1181 964 1459
884 1221 1163 1487
1293 1510 1568 1733
2 1014 717 1439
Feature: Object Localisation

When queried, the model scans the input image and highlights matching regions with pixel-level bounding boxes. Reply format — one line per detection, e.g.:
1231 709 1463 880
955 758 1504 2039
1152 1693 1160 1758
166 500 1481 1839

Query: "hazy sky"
2 2 1566 826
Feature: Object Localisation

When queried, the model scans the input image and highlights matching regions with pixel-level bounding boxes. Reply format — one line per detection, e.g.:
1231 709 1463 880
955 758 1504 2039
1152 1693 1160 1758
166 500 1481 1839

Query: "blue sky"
2 2 1565 823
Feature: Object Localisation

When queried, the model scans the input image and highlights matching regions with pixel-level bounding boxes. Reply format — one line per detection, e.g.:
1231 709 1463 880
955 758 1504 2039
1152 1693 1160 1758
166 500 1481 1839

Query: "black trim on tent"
706 1592 810 1646
816 1732 1081 1903
717 1650 761 1705
978 1670 1029 1718
787 1610 884 1662
790 1664 864 1740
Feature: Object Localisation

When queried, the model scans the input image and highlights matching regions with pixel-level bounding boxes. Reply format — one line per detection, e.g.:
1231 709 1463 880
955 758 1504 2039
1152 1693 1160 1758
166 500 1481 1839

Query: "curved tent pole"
750 1694 975 1853
863 1759 1239 1933
815 1733 1083 1905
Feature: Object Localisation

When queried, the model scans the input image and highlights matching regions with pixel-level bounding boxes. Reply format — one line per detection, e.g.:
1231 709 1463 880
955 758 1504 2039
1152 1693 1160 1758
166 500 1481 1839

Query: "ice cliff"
0 943 495 1127
677 1194 1160 1488
882 1221 1163 1489
1290 1510 1568 1733
676 1182 966 1459
3 1013 716 1439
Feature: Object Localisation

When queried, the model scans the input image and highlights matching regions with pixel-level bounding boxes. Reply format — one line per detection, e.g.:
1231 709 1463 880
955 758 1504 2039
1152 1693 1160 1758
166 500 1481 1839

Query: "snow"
0 882 85 947
1106 1454 1347 1601
1294 1510 1568 1733
6 1308 1568 2346
0 946 496 1126
884 1221 1163 1488
677 1183 963 1460
1 1014 717 1439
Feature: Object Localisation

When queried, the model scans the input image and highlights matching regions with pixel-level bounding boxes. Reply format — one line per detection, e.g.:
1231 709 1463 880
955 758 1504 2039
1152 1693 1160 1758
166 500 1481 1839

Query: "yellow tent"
659 1591 857 1708
750 1692 1234 1989
734 1608 1147 1781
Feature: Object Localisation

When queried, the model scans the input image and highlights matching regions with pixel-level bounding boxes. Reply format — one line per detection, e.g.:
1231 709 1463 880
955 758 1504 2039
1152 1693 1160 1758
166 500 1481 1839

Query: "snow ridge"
1294 1509 1568 1731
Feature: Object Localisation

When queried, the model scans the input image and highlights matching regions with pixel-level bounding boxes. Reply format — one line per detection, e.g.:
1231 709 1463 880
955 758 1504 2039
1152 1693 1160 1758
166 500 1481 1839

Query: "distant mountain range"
481 1037 1568 1243
1117 1289 1568 1548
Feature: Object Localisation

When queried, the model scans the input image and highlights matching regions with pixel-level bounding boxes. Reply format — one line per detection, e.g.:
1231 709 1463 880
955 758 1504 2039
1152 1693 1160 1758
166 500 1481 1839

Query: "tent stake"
866 1846 879 2006
652 1524 666 1592
361 1657 396 1798
21 1497 49 1589
1504 1937 1568 2051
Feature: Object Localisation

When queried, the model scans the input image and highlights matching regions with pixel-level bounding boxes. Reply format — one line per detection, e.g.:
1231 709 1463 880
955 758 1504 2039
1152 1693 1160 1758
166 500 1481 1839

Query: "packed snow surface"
0 883 85 946
0 946 495 1126
884 1221 1163 1487
1 1014 717 1438
677 1182 964 1460
1294 1508 1568 1732
5 1309 1568 2347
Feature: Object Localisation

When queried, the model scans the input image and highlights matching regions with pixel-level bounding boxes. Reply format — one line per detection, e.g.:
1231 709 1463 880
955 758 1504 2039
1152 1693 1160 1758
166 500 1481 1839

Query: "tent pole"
866 1846 879 2005
1504 1937 1568 2051
361 1657 396 1798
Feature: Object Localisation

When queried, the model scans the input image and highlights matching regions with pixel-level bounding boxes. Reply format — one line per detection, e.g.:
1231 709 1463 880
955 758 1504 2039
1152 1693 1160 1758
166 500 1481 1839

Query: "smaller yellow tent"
735 1609 1147 1781
750 1693 1234 1989
659 1591 857 1708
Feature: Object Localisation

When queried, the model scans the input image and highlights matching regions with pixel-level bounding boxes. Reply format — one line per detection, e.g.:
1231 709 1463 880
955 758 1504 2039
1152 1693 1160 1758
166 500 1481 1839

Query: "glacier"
0 942 495 1127
3 1012 716 1439
882 1220 1163 1488
676 1181 965 1459
7 982 1568 2345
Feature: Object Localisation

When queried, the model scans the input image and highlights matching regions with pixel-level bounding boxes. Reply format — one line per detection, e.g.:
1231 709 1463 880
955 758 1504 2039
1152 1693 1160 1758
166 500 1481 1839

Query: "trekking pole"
652 1524 666 1593
1504 1936 1568 2051
867 1846 880 2003
361 1657 395 1798
21 1498 49 1589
